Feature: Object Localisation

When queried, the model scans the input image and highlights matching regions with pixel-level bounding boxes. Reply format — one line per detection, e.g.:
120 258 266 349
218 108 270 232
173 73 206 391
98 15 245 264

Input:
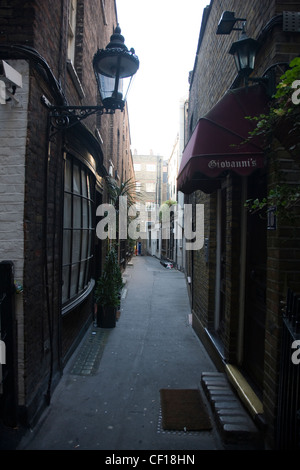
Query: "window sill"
62 279 95 316
67 59 85 99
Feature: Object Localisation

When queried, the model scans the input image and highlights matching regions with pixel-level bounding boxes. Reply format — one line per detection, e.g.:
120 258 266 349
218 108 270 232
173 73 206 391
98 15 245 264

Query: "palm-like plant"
105 176 137 211
104 176 144 260
94 248 123 305
94 248 124 328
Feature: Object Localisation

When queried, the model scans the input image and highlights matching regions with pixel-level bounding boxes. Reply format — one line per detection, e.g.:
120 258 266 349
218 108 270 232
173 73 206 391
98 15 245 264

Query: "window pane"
82 230 88 259
81 170 87 198
70 263 79 298
72 230 81 263
63 229 71 265
146 164 155 172
88 230 93 257
86 173 91 199
64 193 72 228
62 156 94 307
82 199 88 228
88 200 92 228
84 259 90 286
73 195 81 228
146 182 155 192
65 159 72 192
62 266 70 303
73 164 81 194
79 260 86 290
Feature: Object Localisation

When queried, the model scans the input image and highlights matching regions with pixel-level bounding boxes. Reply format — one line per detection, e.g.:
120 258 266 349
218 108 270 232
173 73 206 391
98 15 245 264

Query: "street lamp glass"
229 32 259 78
93 26 139 111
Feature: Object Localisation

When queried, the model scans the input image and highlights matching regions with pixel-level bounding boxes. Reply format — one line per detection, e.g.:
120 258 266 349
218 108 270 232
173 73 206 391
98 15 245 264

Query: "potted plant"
94 248 124 328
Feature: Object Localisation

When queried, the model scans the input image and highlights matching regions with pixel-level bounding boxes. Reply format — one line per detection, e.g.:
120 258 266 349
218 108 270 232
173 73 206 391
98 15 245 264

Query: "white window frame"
62 155 94 309
146 182 155 192
146 164 156 172
68 0 77 64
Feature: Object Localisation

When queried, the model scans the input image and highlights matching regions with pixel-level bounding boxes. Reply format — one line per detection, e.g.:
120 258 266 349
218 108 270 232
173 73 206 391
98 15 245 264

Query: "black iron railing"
276 288 300 449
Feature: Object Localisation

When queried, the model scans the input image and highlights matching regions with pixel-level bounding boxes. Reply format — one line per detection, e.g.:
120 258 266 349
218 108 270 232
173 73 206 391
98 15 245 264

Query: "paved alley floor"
18 255 223 452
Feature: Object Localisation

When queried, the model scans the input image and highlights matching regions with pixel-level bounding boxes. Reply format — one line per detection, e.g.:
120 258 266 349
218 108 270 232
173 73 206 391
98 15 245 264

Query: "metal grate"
283 11 300 32
70 328 111 376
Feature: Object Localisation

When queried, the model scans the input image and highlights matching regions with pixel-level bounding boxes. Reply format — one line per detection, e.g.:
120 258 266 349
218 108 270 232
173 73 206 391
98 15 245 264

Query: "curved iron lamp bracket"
41 95 117 140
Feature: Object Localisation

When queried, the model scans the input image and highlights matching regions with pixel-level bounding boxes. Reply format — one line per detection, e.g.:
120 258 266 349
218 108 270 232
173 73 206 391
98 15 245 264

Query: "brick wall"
189 0 300 131
186 0 300 448
0 0 134 426
188 0 281 129
0 59 29 405
186 0 279 347
264 132 300 445
102 105 134 184
23 69 64 420
0 1 35 45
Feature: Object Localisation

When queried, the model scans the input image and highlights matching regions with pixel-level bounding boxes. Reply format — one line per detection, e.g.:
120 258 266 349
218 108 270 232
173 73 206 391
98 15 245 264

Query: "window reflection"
62 155 94 306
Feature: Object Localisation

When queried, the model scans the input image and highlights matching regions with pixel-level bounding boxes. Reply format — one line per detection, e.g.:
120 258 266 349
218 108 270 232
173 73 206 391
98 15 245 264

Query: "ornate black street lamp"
228 27 260 81
217 11 259 82
42 25 139 131
93 25 139 112
216 11 278 95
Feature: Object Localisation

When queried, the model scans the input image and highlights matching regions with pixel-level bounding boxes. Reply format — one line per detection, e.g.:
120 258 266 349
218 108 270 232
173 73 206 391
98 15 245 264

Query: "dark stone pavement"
2 255 265 456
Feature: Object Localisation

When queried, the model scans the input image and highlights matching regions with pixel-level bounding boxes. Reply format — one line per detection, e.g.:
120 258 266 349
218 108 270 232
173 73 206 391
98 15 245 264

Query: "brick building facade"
0 0 135 427
132 152 164 257
178 0 300 449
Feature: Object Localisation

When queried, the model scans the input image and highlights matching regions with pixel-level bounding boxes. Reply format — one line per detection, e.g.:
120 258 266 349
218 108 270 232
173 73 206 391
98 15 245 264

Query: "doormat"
159 389 212 432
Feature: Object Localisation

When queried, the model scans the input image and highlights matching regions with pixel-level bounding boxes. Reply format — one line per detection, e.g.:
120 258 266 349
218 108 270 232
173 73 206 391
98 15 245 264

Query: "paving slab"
17 256 223 451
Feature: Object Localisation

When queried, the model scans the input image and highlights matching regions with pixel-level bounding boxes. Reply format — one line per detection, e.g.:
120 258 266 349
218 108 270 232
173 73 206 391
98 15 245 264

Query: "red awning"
177 85 269 194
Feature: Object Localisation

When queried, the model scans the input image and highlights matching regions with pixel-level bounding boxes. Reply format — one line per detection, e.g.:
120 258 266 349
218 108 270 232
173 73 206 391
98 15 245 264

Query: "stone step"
201 372 263 448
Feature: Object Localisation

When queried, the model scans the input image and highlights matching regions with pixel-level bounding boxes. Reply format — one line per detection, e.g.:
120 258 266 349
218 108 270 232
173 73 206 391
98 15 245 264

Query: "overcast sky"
116 0 209 158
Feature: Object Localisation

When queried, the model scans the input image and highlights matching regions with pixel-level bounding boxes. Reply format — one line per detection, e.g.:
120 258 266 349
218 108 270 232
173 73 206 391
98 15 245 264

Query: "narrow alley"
14 255 266 455
17 255 222 451
1 1 299 454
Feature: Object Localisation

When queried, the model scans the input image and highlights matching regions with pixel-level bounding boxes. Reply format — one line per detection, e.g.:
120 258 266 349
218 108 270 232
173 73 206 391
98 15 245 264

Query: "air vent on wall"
283 11 300 32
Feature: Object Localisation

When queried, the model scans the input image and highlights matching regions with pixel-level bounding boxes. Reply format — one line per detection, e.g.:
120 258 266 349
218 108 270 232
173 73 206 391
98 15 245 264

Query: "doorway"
243 172 267 392
215 187 226 344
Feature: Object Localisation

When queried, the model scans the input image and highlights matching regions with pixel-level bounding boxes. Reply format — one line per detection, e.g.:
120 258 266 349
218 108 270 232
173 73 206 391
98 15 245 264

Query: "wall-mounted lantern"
216 11 274 95
42 25 139 131
93 25 139 111
228 28 260 80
